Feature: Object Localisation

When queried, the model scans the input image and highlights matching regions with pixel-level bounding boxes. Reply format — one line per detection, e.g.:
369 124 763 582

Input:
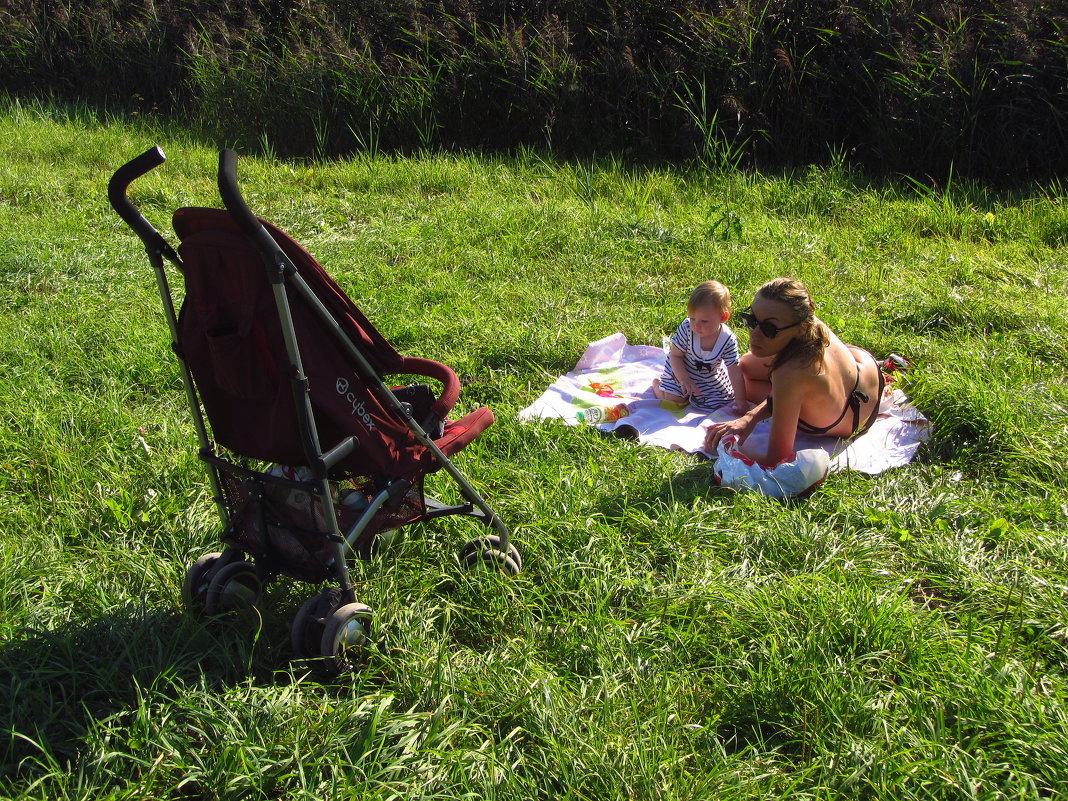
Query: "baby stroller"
108 146 521 673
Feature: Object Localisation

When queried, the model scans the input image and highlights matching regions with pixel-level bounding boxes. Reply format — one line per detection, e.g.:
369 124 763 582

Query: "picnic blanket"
518 333 931 475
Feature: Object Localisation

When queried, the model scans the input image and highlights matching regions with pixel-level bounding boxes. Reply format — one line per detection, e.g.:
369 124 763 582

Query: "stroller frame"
109 146 520 671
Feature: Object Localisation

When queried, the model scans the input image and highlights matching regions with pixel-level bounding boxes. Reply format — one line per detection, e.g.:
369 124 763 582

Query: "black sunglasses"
739 307 801 339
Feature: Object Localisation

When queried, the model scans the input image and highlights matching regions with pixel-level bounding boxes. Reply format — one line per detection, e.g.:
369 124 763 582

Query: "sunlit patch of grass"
1 105 1067 798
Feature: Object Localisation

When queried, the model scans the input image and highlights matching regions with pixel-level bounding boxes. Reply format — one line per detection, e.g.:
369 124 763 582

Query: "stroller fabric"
173 207 487 480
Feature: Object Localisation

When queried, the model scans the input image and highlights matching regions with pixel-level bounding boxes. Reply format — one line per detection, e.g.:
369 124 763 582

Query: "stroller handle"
108 146 174 256
218 149 285 261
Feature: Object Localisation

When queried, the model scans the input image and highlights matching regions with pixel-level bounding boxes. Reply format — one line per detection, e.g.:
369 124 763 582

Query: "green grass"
1 98 1067 799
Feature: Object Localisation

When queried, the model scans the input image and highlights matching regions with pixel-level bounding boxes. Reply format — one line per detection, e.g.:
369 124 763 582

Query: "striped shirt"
658 319 740 409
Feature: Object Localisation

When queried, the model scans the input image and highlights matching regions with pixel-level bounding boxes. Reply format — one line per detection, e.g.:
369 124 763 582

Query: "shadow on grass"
658 456 728 505
0 600 294 778
599 433 820 509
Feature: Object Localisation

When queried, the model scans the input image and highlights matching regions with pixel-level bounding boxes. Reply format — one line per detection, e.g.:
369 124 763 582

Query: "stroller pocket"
206 325 278 400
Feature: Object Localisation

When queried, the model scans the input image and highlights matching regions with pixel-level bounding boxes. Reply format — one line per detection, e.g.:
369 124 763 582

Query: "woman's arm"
736 369 805 466
703 398 769 450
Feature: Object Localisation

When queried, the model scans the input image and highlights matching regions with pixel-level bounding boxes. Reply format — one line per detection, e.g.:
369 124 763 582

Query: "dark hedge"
2 0 1066 181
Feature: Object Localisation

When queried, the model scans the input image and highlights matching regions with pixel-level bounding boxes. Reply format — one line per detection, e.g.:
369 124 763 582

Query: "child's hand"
727 399 746 415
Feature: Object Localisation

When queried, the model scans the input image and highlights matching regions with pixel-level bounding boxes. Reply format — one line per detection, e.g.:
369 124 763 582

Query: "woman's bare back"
795 336 881 439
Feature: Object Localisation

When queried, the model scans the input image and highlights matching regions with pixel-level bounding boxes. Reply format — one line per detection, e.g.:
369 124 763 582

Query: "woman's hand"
703 415 753 451
704 396 771 452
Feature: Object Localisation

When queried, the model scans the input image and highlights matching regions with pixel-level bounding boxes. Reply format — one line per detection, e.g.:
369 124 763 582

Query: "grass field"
1 99 1067 799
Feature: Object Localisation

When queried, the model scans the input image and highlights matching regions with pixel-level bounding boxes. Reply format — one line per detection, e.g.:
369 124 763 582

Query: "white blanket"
518 333 931 474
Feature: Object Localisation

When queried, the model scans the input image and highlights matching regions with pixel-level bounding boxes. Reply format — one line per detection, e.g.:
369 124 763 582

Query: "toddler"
653 280 747 412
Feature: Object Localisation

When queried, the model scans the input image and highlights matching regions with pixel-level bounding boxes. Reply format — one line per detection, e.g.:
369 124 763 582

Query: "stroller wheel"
182 552 222 618
460 535 522 574
320 602 373 674
291 588 342 659
204 561 261 617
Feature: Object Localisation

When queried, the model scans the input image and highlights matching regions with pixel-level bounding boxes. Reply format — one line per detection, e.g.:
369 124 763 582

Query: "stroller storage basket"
210 459 428 584
108 146 521 674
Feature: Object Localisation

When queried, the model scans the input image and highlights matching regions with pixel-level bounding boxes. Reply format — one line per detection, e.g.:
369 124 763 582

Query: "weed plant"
1 99 1067 798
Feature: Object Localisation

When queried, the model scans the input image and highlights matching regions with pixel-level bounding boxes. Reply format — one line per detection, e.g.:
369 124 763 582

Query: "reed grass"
1 1 1066 182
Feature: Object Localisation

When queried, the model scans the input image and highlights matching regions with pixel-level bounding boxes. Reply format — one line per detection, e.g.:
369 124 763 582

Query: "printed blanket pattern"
519 333 931 475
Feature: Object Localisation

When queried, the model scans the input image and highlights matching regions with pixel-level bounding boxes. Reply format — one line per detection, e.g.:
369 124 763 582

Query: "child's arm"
668 344 699 397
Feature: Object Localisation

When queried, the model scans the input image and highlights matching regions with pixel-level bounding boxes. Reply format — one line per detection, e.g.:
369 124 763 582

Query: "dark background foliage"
1 0 1066 181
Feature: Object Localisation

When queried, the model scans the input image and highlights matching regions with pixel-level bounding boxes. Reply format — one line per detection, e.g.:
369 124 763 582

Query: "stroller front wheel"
291 587 350 660
320 602 373 674
182 552 222 618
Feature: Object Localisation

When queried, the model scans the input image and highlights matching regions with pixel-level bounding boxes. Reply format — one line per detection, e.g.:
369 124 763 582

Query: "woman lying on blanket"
703 277 884 467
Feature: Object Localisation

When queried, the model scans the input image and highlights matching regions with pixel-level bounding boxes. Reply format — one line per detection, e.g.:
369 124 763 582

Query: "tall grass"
1 1 1066 181
1 99 1067 798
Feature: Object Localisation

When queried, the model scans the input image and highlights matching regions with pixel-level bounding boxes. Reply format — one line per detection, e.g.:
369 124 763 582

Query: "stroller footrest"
424 495 484 521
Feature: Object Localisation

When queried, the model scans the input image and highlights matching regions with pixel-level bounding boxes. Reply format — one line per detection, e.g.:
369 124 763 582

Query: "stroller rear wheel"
461 535 522 575
204 561 262 617
320 602 373 674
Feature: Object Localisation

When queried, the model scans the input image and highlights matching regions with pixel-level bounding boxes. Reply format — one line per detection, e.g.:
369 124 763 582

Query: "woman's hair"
688 280 731 314
757 277 829 371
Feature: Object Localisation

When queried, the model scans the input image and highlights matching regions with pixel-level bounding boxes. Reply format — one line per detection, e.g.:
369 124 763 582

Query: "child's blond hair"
687 280 731 314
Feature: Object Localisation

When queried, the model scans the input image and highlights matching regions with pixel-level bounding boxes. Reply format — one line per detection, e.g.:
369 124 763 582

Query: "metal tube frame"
110 146 515 601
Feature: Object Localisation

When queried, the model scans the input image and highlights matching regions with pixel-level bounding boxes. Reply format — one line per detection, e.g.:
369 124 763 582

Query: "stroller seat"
108 146 521 675
172 206 493 473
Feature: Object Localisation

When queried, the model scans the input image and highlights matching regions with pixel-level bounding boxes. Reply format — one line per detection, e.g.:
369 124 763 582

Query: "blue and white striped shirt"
659 319 740 409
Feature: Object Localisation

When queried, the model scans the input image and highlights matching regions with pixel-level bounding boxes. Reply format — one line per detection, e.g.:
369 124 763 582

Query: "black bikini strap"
796 362 865 436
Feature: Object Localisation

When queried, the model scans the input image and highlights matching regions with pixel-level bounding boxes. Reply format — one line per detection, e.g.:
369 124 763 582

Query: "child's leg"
653 369 689 404
740 353 774 403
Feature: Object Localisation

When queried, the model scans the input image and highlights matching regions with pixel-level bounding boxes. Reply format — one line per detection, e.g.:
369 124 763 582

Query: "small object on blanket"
880 353 910 385
576 403 631 425
712 436 830 499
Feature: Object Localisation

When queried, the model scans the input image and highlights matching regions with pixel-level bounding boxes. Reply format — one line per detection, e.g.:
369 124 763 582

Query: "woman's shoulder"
770 358 821 396
774 354 820 380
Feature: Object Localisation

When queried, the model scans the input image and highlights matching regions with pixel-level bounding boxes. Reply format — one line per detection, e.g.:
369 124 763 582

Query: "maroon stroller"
109 147 521 672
